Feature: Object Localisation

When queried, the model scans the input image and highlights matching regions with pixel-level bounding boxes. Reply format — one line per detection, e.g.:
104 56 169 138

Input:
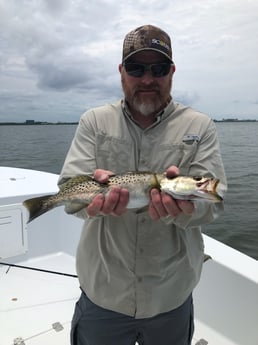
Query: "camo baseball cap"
122 25 173 63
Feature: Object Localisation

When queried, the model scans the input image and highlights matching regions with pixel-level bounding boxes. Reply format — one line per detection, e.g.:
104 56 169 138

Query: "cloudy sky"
1 0 258 122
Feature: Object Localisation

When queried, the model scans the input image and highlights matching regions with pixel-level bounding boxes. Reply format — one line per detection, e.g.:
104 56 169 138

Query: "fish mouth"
197 178 219 192
196 180 209 189
195 178 223 202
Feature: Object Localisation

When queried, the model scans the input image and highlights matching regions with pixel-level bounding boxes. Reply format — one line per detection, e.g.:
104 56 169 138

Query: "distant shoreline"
0 121 79 126
213 119 257 123
0 118 258 126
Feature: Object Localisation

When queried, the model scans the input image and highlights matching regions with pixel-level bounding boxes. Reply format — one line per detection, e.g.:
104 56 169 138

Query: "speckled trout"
23 172 223 223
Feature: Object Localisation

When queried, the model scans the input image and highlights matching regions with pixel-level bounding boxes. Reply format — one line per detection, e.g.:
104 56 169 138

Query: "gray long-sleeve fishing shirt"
59 99 227 318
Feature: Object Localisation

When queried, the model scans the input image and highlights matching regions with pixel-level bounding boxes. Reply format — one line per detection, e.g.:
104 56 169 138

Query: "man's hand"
86 169 129 217
148 166 195 220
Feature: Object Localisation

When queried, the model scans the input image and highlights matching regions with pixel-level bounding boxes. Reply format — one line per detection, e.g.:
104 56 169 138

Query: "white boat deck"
1 248 257 345
0 167 257 345
0 253 79 345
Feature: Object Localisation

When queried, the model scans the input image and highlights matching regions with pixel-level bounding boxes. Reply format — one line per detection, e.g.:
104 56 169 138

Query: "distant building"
25 120 35 125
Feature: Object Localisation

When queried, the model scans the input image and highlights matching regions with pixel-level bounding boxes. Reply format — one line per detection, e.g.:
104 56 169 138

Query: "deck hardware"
13 338 25 345
195 339 208 345
52 322 64 332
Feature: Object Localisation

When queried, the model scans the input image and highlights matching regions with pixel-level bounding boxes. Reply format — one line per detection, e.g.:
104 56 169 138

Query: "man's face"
119 51 175 117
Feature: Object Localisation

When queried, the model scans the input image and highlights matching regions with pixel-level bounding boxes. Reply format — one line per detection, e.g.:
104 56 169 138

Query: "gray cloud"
0 0 258 122
173 90 200 107
43 0 70 16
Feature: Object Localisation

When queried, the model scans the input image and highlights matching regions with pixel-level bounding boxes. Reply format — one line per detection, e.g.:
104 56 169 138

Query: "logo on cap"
151 38 170 52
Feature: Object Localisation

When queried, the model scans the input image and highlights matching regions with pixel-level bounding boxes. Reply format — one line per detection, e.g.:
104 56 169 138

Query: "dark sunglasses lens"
151 63 171 77
124 63 171 78
124 63 145 77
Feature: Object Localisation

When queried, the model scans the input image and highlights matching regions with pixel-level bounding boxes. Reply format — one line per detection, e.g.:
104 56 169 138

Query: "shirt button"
137 277 143 283
139 248 144 254
140 217 146 224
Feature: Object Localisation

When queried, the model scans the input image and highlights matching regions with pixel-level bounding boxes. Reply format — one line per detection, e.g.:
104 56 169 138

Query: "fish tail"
23 194 54 223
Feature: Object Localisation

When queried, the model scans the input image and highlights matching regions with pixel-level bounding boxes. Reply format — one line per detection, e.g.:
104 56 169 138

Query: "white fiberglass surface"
0 252 79 345
1 252 241 345
0 167 59 200
1 249 257 345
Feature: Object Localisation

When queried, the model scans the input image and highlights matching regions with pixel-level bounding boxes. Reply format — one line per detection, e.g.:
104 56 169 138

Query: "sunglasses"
123 62 172 78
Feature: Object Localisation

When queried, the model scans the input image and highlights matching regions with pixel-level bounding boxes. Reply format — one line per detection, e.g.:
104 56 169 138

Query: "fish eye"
193 176 202 181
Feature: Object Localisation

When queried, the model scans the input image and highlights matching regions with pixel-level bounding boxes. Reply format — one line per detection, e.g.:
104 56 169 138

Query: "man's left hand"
148 166 195 220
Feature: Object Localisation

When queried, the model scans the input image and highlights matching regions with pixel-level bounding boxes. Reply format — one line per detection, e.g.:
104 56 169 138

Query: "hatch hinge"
13 338 25 345
195 339 208 345
13 322 64 344
52 321 64 332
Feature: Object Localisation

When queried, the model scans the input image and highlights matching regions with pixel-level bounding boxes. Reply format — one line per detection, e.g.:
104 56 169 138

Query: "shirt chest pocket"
154 141 199 174
95 133 133 172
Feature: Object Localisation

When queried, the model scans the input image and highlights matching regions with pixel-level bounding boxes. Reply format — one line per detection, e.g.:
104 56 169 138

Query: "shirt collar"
121 98 175 127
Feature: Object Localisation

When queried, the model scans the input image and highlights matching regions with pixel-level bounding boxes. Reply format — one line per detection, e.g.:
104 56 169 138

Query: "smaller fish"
23 172 223 223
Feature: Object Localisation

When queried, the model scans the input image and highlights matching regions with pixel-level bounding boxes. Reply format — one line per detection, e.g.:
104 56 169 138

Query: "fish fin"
135 205 148 214
59 175 94 191
65 203 87 214
23 194 54 223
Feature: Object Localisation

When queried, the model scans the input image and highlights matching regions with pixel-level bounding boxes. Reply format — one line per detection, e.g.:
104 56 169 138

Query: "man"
59 24 227 345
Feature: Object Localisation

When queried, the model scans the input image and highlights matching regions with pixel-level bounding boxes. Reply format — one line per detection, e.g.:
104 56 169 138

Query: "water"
0 125 76 174
203 122 258 260
1 123 257 260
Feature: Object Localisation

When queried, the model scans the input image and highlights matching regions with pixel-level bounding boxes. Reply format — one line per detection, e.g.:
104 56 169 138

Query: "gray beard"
132 99 162 117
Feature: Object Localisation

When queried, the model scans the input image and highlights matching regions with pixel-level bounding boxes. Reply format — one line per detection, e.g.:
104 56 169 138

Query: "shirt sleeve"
58 110 97 185
57 111 99 220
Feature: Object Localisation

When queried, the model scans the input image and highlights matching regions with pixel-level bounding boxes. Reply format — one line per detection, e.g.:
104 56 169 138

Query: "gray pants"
71 291 194 345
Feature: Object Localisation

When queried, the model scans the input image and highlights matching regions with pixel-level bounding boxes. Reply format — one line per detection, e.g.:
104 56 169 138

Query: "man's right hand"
86 169 130 217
